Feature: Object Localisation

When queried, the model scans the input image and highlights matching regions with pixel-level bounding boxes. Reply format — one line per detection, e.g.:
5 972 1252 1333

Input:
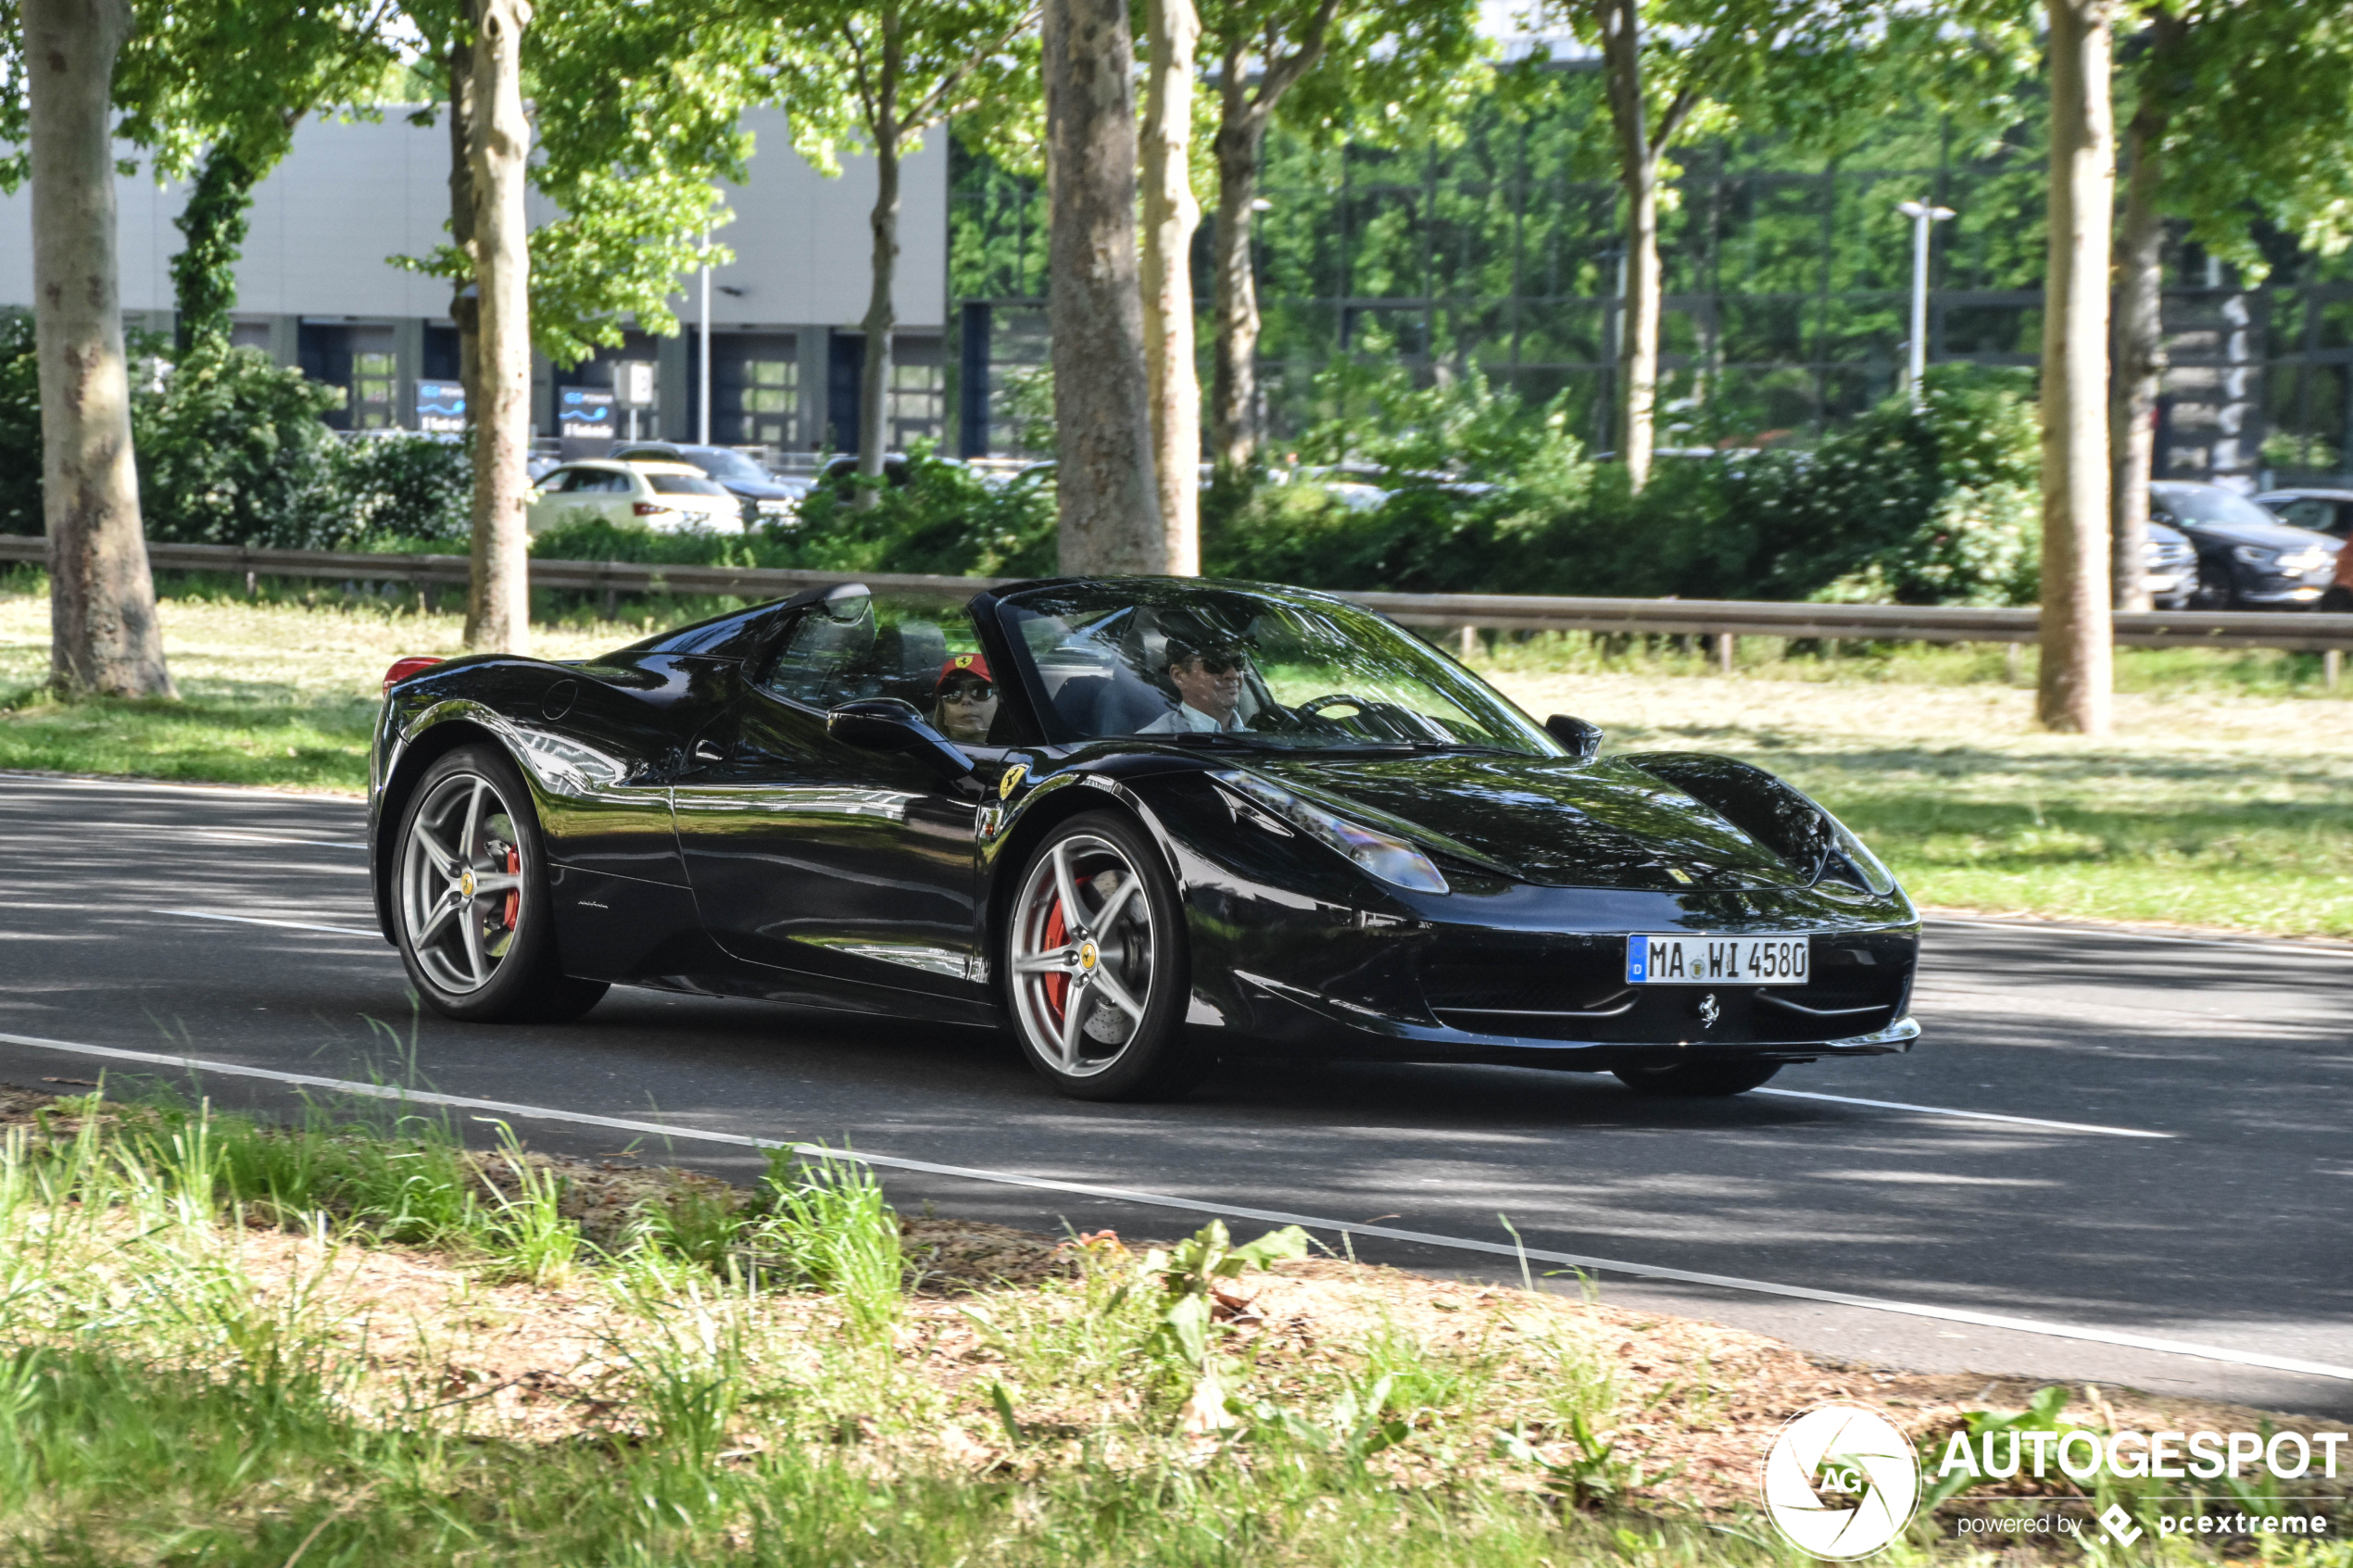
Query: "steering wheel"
1297 693 1371 719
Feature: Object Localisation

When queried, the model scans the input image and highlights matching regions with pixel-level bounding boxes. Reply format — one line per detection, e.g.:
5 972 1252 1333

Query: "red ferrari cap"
936 652 993 690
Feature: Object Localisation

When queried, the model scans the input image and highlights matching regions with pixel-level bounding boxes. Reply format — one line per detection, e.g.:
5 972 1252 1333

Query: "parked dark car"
2148 481 2341 609
610 443 804 523
368 577 1919 1103
2255 488 2353 543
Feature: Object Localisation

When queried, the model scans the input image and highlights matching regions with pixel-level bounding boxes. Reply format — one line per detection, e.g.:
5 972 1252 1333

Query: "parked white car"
526 459 742 534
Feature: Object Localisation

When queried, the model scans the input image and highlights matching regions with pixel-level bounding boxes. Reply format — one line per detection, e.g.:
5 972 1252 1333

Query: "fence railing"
4 533 2349 654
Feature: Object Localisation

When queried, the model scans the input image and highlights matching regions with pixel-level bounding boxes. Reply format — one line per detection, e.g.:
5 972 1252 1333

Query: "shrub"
1205 364 2041 606
0 311 469 551
133 341 350 548
779 444 1058 577
334 433 472 546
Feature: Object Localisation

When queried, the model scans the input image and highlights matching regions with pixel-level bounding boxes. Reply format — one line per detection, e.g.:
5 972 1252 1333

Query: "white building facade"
0 107 948 456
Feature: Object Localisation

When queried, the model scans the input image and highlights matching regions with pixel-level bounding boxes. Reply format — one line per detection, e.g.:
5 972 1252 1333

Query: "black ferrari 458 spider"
369 577 1920 1100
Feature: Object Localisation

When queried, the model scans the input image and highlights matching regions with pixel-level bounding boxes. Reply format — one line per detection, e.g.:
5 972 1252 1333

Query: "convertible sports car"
368 577 1920 1101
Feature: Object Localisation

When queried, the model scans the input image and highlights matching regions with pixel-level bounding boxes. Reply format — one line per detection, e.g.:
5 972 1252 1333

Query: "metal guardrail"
4 533 2350 653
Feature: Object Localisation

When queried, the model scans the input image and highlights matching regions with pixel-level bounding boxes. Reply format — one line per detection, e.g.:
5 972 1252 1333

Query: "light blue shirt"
1139 702 1241 734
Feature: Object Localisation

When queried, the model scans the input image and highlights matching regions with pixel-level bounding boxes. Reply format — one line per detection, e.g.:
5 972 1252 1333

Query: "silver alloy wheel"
1009 833 1156 1077
399 771 527 995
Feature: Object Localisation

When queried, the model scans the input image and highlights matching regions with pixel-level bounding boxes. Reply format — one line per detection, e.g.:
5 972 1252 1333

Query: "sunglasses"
940 681 995 701
1190 658 1243 676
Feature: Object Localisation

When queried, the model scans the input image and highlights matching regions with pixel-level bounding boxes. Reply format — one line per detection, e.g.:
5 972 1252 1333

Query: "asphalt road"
3 770 2347 1416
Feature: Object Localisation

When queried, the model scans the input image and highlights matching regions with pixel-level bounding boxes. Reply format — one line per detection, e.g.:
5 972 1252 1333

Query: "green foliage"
168 142 257 351
1205 364 2041 606
1141 1221 1313 1373
742 1151 903 1339
0 313 468 547
1729 370 2043 606
132 340 351 549
336 432 473 545
0 312 39 536
781 448 1060 577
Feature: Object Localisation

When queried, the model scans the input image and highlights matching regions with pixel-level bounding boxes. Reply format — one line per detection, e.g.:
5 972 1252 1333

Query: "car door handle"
693 740 725 763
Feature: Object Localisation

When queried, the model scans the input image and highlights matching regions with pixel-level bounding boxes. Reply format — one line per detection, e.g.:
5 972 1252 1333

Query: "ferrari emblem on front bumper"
1697 993 1720 1029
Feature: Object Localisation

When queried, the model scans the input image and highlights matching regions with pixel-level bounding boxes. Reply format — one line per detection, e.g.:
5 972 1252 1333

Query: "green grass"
8 1089 2339 1566
1750 740 2353 936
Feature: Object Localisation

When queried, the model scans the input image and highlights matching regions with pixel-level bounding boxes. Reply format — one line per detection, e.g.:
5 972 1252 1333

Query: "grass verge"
0 1083 2344 1565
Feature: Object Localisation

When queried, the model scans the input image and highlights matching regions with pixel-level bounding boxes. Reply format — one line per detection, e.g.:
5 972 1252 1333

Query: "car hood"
2168 514 2339 552
1248 752 1806 890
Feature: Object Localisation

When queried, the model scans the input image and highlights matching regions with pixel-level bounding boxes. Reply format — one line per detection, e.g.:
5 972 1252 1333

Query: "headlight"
1214 771 1449 894
2233 544 2279 567
2281 547 2333 573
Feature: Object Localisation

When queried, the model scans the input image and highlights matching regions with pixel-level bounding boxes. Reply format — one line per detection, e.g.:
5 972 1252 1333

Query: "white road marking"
149 909 382 938
0 1027 2340 1384
1927 915 2353 960
189 830 370 851
1751 1087 2171 1139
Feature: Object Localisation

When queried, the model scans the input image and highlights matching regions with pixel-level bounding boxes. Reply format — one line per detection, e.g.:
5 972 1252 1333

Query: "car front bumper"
1219 967 1919 1070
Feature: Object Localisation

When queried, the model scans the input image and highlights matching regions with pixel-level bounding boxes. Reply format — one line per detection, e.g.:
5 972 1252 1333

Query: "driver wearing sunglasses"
932 653 999 744
1140 640 1250 734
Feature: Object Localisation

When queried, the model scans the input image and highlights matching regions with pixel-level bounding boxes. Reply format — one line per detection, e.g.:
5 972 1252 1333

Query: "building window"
353 352 397 430
888 343 944 449
732 358 798 447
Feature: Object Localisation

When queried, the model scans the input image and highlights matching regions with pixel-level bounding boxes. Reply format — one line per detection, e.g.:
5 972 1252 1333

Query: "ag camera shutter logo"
1762 1401 1920 1560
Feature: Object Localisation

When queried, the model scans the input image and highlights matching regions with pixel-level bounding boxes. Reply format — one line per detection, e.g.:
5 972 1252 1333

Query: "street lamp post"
698 230 712 446
1895 199 1956 409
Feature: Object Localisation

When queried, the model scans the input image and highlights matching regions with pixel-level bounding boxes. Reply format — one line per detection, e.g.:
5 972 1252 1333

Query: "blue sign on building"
558 387 616 438
416 379 466 434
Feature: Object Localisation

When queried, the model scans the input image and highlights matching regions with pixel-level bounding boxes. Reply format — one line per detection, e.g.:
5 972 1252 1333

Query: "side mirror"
821 583 872 623
1545 714 1604 761
827 697 975 780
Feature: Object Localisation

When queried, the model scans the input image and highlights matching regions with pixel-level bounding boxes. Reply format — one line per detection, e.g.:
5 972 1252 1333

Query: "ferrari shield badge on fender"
999 759 1030 800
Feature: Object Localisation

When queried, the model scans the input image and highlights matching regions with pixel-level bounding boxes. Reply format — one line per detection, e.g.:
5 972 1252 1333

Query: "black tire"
1614 1060 1782 1098
2322 586 2353 614
1001 810 1205 1101
2193 557 2238 610
392 744 608 1023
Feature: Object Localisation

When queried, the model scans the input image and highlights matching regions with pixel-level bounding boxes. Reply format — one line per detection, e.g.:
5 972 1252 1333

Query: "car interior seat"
869 620 948 709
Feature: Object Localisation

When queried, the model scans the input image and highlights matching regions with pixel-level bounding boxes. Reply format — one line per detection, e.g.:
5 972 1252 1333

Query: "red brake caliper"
502 847 520 932
1039 897 1068 1023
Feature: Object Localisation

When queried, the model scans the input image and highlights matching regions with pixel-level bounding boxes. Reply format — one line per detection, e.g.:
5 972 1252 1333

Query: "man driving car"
1141 640 1249 734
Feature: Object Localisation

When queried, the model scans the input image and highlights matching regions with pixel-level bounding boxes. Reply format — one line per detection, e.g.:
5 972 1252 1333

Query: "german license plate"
1626 934 1809 985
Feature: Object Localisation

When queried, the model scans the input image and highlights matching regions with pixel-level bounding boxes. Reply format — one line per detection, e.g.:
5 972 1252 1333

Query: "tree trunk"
1042 0 1164 572
1141 0 1201 571
27 0 173 699
2110 10 2183 614
170 141 258 356
446 42 480 420
1209 55 1261 475
464 0 535 655
1599 0 1657 492
855 5 901 513
2038 0 2117 735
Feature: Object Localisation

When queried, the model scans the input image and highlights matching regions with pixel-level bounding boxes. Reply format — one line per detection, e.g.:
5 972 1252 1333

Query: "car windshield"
685 447 771 483
646 471 729 496
2156 486 2278 528
997 582 1561 755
